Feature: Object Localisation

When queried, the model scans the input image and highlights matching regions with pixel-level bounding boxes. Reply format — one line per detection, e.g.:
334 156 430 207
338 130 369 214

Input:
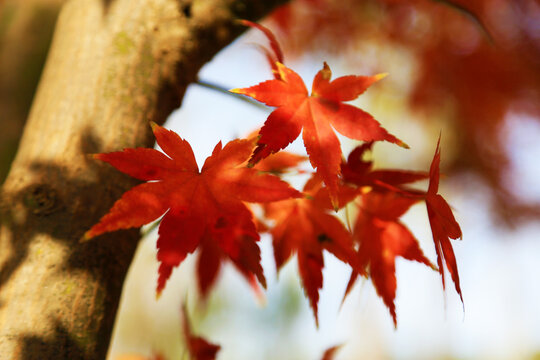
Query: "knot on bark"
24 184 61 216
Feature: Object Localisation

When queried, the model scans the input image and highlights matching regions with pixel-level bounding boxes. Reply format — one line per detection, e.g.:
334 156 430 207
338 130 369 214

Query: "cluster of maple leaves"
272 0 540 223
87 21 463 359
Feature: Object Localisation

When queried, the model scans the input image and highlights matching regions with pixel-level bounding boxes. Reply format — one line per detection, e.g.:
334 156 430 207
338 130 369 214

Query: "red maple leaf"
239 20 284 77
264 175 356 325
346 190 433 326
321 344 342 360
341 142 428 191
182 305 221 360
232 62 407 204
239 150 307 235
426 137 463 302
253 151 307 175
85 123 301 296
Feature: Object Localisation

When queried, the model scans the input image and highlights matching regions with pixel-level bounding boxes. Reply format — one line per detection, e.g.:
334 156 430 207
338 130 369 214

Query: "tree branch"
0 0 287 358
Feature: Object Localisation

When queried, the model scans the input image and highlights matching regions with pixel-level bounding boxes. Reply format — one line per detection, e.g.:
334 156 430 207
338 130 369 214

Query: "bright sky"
108 29 540 360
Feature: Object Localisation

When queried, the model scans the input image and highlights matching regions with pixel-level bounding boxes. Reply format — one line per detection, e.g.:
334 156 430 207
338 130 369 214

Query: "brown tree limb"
0 0 287 358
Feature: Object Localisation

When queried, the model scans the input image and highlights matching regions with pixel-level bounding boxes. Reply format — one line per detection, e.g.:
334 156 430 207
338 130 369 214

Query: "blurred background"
2 0 539 359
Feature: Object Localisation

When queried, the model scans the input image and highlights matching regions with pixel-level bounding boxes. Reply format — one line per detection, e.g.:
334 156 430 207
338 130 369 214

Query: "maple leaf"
341 142 427 191
239 20 284 77
182 305 221 360
426 137 463 302
232 62 407 204
321 344 342 360
253 150 307 175
346 190 433 327
264 175 356 325
85 123 301 296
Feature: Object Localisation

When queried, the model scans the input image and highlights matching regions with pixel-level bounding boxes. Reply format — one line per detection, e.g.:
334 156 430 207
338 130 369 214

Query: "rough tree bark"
0 0 286 358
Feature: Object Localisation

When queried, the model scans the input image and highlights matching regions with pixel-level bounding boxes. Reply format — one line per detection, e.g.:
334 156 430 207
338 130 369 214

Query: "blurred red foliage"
269 0 540 224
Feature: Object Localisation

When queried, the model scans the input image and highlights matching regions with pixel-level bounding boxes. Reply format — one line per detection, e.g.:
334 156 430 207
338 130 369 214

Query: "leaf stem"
195 79 269 111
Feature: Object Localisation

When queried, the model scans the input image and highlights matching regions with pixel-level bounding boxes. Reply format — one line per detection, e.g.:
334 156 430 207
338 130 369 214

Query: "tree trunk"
0 0 286 358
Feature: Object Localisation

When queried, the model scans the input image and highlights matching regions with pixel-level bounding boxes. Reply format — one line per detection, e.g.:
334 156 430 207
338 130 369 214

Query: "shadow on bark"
21 321 87 360
101 0 113 14
0 127 142 358
0 127 141 291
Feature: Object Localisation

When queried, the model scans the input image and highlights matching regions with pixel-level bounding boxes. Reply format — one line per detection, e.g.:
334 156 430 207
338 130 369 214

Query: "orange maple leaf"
232 62 407 205
239 19 284 77
182 305 221 360
320 344 342 360
264 175 357 325
426 137 463 302
85 123 301 296
253 151 307 175
341 142 427 191
346 190 434 327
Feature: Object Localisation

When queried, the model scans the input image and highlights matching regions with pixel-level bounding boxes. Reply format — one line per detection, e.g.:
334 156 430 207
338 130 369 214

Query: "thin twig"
432 0 495 45
195 79 270 111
